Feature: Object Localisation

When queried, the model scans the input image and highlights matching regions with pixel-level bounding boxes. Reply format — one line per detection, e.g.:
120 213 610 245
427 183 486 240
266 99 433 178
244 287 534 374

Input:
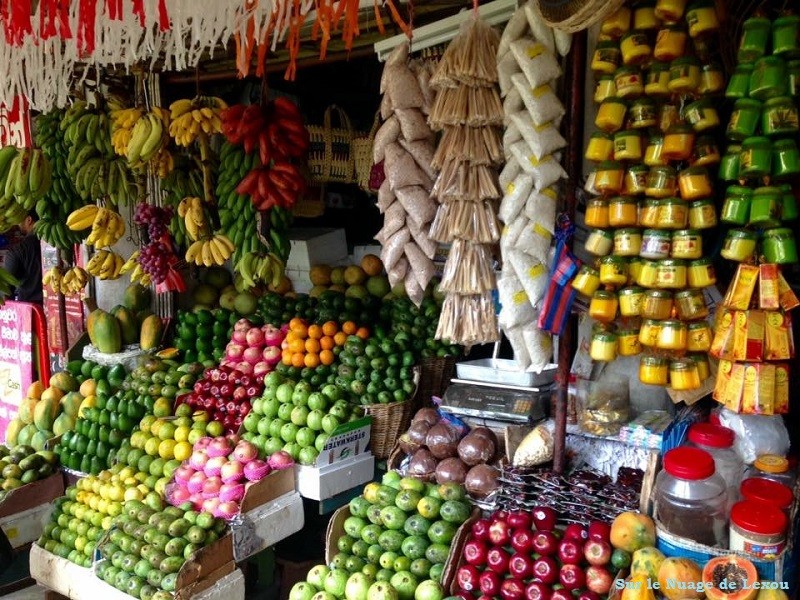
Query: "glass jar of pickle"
691 135 721 166
585 198 610 228
590 290 619 323
628 257 645 285
614 228 643 256
594 75 617 103
762 97 799 138
629 99 659 131
699 63 725 95
750 186 782 228
640 199 660 227
728 99 763 141
615 67 644 99
663 124 695 161
740 137 773 178
721 229 758 261
672 229 703 259
726 64 754 99
633 1 657 29
640 356 669 385
619 286 645 317
572 265 601 296
656 259 688 289
690 353 711 381
591 331 618 362
621 30 652 65
658 320 688 350
585 229 614 256
750 57 788 101
738 16 771 63
654 25 688 62
609 196 639 226
592 41 622 75
645 134 667 166
658 198 689 229
642 289 674 319
685 1 719 37
670 358 701 390
719 144 742 181
669 57 701 93
646 166 678 198
655 0 687 21
773 139 800 179
645 62 672 97
614 130 643 161
641 229 672 260
624 165 649 195
618 329 642 356
601 5 631 36
721 186 752 225
688 199 718 229
688 258 717 288
637 260 659 287
685 99 720 132
586 132 615 162
600 256 629 286
678 167 713 200
688 322 713 352
596 98 628 133
639 320 663 348
675 289 709 320
762 228 799 264
595 160 625 193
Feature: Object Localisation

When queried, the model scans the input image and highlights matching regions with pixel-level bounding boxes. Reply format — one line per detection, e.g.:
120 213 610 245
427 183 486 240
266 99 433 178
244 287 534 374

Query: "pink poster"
0 301 35 442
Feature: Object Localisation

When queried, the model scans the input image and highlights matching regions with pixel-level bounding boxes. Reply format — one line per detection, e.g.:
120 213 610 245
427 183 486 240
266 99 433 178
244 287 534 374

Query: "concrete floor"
3 584 45 600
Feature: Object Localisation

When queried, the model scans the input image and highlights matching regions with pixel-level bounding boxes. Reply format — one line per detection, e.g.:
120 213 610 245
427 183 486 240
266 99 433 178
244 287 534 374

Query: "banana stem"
198 133 215 206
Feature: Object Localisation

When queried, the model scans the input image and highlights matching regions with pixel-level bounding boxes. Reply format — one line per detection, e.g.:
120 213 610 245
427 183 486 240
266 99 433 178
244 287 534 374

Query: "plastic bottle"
687 423 745 510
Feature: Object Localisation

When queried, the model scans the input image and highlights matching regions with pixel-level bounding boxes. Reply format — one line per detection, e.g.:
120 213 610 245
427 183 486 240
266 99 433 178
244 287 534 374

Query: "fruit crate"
0 472 64 520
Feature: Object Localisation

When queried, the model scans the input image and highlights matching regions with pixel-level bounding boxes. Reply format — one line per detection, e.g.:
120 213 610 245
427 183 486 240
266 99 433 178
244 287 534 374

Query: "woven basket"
364 400 415 460
352 113 380 193
535 0 627 33
416 356 457 405
307 105 357 184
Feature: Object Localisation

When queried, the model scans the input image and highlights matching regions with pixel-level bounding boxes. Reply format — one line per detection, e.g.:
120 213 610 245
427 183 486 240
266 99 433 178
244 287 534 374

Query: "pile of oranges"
281 318 369 368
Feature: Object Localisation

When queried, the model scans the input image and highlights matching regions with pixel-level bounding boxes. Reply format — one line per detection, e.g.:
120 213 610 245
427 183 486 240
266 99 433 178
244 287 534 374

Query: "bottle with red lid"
729 500 788 559
740 477 794 514
686 422 744 509
655 446 729 546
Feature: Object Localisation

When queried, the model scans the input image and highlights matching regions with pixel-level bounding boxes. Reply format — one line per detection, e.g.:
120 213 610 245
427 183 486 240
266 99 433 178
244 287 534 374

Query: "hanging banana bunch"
66 205 126 248
85 249 126 281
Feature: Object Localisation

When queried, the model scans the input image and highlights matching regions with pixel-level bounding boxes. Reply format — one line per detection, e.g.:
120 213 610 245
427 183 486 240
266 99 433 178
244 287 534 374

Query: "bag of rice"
384 143 433 189
503 121 522 156
529 155 568 190
387 257 408 288
380 93 394 120
377 179 396 212
499 173 534 224
524 187 558 233
499 158 522 190
395 185 437 228
554 30 573 57
504 325 532 371
383 201 406 238
373 116 400 163
412 61 435 113
503 86 524 121
498 6 528 57
405 271 426 307
509 111 567 159
510 38 561 89
498 51 521 98
405 241 436 290
516 220 553 263
395 108 434 142
523 1 555 55
386 64 425 110
498 271 536 329
399 138 437 180
383 227 410 270
523 327 553 373
501 217 527 255
408 219 438 259
509 249 549 306
512 74 565 126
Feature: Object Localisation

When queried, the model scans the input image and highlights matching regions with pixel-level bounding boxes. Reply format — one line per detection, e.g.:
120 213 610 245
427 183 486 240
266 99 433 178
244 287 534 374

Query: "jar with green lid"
594 75 617 104
691 136 720 167
685 98 720 132
663 124 695 160
592 41 622 75
572 265 601 296
773 139 800 179
678 166 713 200
634 1 658 30
614 67 644 99
600 256 629 286
658 320 688 350
614 130 643 161
655 0 687 22
637 260 659 287
586 131 615 162
750 187 782 227
654 24 688 62
619 286 645 317
624 165 649 195
639 321 663 349
618 329 642 356
621 30 652 65
589 290 619 323
689 199 717 229
641 229 672 260
585 198 610 228
738 17 771 63
601 6 631 37
668 57 701 93
658 198 689 229
645 134 667 166
763 228 798 264
773 15 800 56
645 62 671 97
721 229 758 261
699 63 725 95
740 137 773 178
762 97 799 137
685 1 719 37
590 331 619 361
727 64 754 99
628 257 645 285
750 57 789 101
596 98 628 133
659 103 683 134
670 358 701 390
639 199 661 228
688 324 713 353
728 99 762 141
642 290 673 319
646 166 678 198
688 258 717 287
721 186 752 225
609 196 639 226
719 145 742 181
675 289 709 320
672 229 703 259
690 353 711 380
614 228 643 256
585 228 614 256
630 97 658 129
790 60 800 97
595 160 625 193
780 185 798 221
640 356 669 385
656 259 688 289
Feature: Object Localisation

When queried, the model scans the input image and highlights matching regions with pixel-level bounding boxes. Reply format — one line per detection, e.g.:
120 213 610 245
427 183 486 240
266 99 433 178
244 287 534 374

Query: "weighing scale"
440 381 551 427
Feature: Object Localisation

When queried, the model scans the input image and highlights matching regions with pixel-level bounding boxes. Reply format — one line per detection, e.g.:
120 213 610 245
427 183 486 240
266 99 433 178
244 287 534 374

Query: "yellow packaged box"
742 363 774 415
723 363 746 412
774 363 789 414
733 309 765 361
710 308 735 359
713 359 733 403
759 264 780 310
723 264 759 310
777 272 800 311
765 311 793 360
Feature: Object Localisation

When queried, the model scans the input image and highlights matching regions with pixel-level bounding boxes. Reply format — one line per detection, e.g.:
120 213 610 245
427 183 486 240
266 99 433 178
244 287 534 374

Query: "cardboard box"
287 228 347 270
296 452 375 501
0 502 53 548
0 472 64 519
240 466 296 513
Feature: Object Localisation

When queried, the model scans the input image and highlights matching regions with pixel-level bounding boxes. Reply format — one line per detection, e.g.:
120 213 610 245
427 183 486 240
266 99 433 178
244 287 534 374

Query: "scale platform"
440 381 550 425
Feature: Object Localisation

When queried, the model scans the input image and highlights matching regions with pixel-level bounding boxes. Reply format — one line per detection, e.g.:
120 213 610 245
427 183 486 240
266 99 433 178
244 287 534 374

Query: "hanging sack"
307 105 357 184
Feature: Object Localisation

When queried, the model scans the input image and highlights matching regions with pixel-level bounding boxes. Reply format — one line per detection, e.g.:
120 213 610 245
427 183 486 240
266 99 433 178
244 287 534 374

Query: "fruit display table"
231 489 304 561
0 473 64 549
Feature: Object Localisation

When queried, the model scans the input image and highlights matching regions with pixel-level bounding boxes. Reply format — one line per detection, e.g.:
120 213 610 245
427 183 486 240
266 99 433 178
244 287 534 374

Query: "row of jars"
721 228 799 264
720 185 798 226
719 137 799 181
591 161 716 199
727 57 800 102
594 62 724 103
600 1 720 40
595 95 721 134
586 227 706 260
585 285 712 321
586 195 717 230
575 256 716 292
737 15 800 63
590 317 711 357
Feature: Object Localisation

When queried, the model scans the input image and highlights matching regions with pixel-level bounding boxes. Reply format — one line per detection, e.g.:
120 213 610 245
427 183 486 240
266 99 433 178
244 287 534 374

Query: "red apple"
456 565 481 593
488 519 511 547
563 524 588 543
493 510 509 522
559 564 585 591
463 540 488 567
551 590 572 600
578 591 601 600
583 540 612 566
479 571 502 597
557 539 582 565
586 566 613 595
500 579 526 600
487 547 510 574
511 529 535 554
531 506 557 531
532 531 559 556
532 557 558 585
509 553 534 580
471 519 491 541
587 521 611 542
525 583 552 600
507 510 532 530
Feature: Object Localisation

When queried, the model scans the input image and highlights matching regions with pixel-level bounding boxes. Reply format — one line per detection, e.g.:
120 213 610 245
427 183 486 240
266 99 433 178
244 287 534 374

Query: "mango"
610 511 656 553
658 557 704 600
631 546 665 581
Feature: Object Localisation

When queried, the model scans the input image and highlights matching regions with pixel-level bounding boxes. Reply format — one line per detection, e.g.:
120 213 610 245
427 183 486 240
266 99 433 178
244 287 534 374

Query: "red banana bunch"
235 161 306 211
220 98 309 163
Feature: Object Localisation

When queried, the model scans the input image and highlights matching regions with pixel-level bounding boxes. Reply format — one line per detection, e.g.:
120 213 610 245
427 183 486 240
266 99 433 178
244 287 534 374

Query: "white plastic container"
687 423 744 510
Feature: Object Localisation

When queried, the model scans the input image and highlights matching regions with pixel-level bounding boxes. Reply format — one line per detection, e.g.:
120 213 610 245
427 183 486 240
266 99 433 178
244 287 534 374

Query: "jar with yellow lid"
591 331 619 362
688 258 716 287
623 166 648 196
738 16 771 63
658 198 689 229
585 198 610 228
592 41 622 75
628 257 645 285
748 455 795 488
722 186 753 225
685 1 719 37
585 229 614 256
641 229 672 260
590 290 619 323
719 145 742 181
658 320 688 351
639 199 660 228
688 200 717 229
594 161 625 193
690 353 711 380
642 290 674 320
663 124 695 161
656 259 688 289
640 356 669 385
672 229 703 259
630 97 659 129
621 31 652 65
596 98 628 133
637 260 660 288
750 57 788 101
618 329 642 356
678 167 713 200
675 289 709 320
639 320 663 348
721 229 758 261
688 323 713 352
670 358 701 390
740 137 772 178
655 0 687 21
781 184 798 221
750 186 782 228
727 99 762 141
727 64 754 99
655 25 688 62
594 75 617 103
599 256 629 286
609 196 639 227
646 166 678 198
614 67 644 99
572 265 601 296
645 134 667 166
614 228 643 256
658 103 682 133
619 286 645 317
669 57 701 93
685 99 721 132
699 63 725 95
585 132 614 162
691 136 721 167
601 6 631 38
614 130 643 161
762 97 798 138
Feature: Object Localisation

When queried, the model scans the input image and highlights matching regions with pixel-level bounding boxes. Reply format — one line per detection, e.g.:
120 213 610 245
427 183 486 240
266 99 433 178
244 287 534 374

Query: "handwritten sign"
0 302 34 442
0 96 32 148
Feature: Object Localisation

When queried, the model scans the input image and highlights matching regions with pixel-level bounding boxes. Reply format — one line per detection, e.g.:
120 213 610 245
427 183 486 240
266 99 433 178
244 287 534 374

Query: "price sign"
0 302 35 442
0 96 32 148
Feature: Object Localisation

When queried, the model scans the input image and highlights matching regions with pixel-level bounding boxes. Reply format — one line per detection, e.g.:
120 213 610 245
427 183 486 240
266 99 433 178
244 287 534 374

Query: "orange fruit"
293 323 308 339
291 353 306 368
304 353 321 368
320 349 335 366
342 321 357 335
320 336 335 351
322 321 338 337
307 324 323 340
356 327 370 340
288 338 305 354
285 331 301 342
289 317 306 331
334 331 348 346
305 339 321 354
282 352 293 366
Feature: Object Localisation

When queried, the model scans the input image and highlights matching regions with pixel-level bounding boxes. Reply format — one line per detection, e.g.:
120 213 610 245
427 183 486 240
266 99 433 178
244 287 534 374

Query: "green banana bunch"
0 146 51 233
0 267 19 303
217 142 262 266
162 157 204 248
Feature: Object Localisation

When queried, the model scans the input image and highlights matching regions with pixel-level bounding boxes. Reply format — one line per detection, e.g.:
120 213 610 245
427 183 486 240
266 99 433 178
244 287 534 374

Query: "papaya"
34 397 59 431
79 379 96 397
621 573 657 600
137 309 154 328
60 392 83 418
17 424 37 447
140 315 164 351
91 309 123 354
17 398 38 424
78 395 96 418
123 283 152 312
40 386 64 404
658 557 705 600
53 413 76 436
111 305 139 345
31 429 53 451
755 588 789 600
631 547 665 581
49 372 78 393
702 556 758 600
5 418 23 445
611 512 657 553
26 381 44 400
